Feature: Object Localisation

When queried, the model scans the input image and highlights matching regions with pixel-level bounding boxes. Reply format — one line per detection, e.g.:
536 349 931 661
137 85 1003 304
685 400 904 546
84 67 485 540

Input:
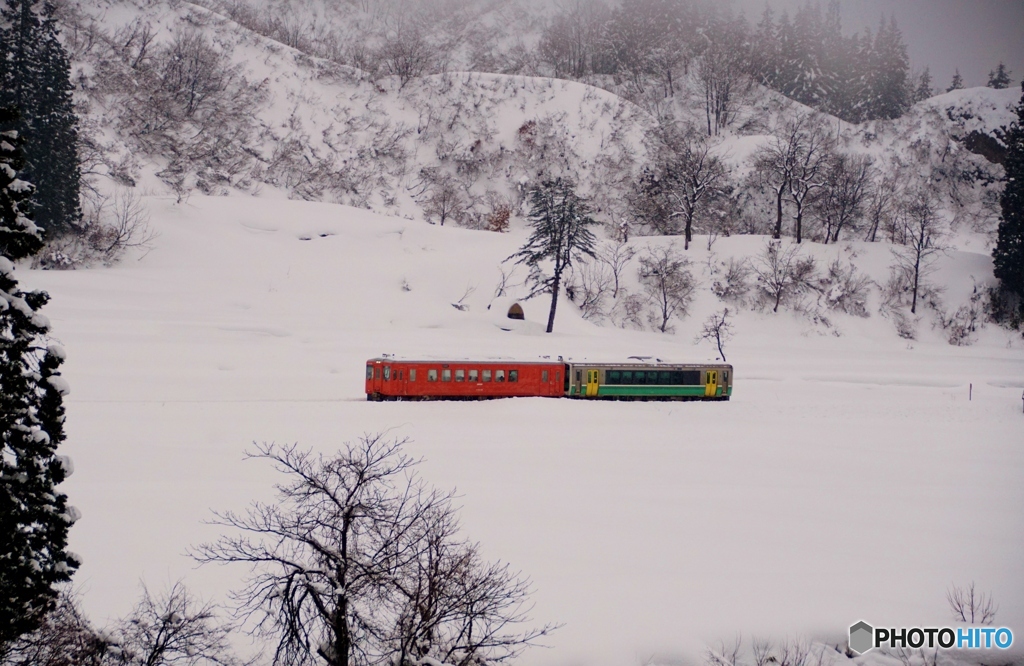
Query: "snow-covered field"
24 194 1024 665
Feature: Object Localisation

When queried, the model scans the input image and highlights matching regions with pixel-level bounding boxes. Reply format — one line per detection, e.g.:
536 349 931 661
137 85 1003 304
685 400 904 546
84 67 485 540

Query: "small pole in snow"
1021 390 1023 414
969 383 972 401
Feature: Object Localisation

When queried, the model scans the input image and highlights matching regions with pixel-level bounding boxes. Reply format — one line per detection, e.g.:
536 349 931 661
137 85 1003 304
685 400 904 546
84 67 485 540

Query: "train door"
704 370 718 397
367 361 384 399
585 369 600 397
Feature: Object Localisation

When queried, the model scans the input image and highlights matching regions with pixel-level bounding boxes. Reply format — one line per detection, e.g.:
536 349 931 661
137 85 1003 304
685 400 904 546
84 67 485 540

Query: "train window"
427 369 438 382
455 369 465 382
542 370 548 383
496 370 506 382
636 371 647 385
384 366 391 380
621 370 633 384
409 369 416 381
442 369 452 382
482 370 491 382
397 370 402 380
366 366 373 380
659 371 671 384
607 370 621 384
576 370 581 382
469 369 478 382
723 371 729 383
681 370 701 385
509 370 518 382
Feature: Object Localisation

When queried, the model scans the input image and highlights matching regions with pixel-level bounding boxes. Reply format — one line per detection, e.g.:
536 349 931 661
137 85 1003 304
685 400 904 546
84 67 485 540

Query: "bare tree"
696 16 748 136
751 239 815 313
786 116 835 244
947 582 997 625
597 239 636 299
632 123 728 249
695 308 733 361
161 30 233 120
638 244 695 332
891 190 944 314
753 113 832 242
538 0 608 79
752 637 774 666
93 186 156 260
865 173 899 242
815 152 874 243
377 15 438 88
704 635 743 666
1 589 107 666
105 582 243 666
777 638 811 666
567 259 612 320
420 173 466 226
752 122 798 240
194 436 554 666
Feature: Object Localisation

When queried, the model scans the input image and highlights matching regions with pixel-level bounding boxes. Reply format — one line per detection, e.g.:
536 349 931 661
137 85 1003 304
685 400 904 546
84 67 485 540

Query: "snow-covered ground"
22 193 1024 665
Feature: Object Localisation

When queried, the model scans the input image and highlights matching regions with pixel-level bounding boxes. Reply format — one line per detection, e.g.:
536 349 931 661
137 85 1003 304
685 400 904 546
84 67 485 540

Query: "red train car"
365 357 565 400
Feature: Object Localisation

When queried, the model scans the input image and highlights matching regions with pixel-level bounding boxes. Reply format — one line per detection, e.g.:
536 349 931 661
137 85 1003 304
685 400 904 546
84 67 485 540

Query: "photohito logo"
848 621 1014 655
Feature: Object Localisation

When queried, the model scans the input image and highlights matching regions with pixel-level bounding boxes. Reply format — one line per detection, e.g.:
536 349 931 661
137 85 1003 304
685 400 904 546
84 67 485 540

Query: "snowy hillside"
24 193 1024 665
60 0 1015 243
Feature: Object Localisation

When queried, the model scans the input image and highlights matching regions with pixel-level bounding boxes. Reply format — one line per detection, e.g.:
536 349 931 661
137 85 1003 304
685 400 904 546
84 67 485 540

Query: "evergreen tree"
993 83 1024 300
866 14 910 119
0 105 78 654
947 69 964 92
510 178 598 333
987 62 1012 89
914 67 933 102
0 0 82 239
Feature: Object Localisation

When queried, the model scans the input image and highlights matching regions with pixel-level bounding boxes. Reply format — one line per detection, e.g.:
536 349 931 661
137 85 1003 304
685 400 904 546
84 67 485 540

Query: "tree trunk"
334 598 350 666
546 272 560 333
795 207 803 243
911 251 921 314
773 188 784 239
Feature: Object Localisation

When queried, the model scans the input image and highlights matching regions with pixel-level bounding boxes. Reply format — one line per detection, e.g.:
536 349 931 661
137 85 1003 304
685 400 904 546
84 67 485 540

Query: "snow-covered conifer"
0 0 82 239
987 62 1012 89
0 105 78 653
993 83 1024 301
511 178 598 333
947 69 964 92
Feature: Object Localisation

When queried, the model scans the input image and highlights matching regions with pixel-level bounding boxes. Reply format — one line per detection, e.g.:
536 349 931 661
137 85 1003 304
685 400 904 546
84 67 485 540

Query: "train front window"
469 369 478 382
428 369 438 382
509 370 518 382
455 369 465 382
383 366 391 380
366 366 373 380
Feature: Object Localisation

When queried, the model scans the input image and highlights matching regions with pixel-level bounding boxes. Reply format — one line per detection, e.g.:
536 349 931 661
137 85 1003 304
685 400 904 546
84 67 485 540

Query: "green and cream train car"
563 361 732 400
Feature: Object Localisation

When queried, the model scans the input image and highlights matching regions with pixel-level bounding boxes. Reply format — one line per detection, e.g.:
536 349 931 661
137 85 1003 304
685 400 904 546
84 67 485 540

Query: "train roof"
366 356 563 365
367 356 731 369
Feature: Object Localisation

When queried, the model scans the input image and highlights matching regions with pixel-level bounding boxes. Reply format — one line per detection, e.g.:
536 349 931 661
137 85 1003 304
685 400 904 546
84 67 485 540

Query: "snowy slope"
62 0 1016 246
24 193 1024 666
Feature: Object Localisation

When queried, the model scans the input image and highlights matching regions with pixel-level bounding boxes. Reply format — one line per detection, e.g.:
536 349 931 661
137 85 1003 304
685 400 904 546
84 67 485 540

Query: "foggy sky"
728 0 1024 90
